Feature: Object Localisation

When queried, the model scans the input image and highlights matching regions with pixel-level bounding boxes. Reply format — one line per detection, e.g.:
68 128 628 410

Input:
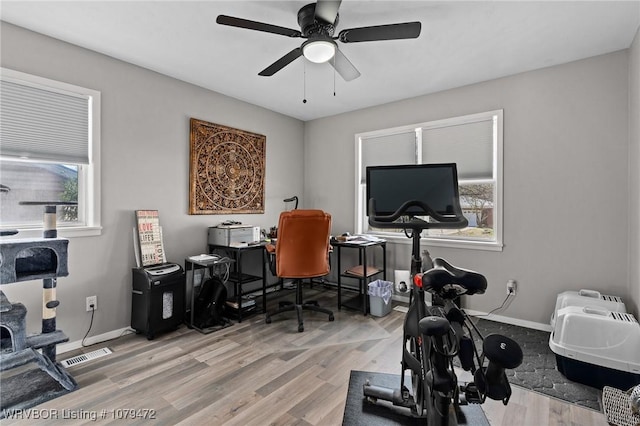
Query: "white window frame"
0 68 101 238
355 110 503 251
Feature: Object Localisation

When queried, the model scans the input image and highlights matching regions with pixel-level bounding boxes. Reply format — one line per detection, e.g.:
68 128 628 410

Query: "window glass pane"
0 159 79 227
421 120 493 180
425 182 495 240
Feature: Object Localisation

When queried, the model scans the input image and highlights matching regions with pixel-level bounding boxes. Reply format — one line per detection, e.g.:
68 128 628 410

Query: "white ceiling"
1 1 639 121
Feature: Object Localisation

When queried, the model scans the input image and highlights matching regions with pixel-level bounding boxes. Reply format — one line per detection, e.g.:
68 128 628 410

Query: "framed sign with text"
189 118 265 215
135 210 166 266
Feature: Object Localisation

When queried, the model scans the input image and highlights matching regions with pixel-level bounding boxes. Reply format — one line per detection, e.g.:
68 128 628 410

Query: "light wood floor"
4 287 609 425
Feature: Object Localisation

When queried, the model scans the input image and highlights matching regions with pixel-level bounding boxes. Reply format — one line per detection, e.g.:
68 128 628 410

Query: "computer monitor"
366 163 462 217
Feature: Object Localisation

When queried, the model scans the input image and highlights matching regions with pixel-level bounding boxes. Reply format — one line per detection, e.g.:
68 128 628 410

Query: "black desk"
208 243 267 322
333 239 387 315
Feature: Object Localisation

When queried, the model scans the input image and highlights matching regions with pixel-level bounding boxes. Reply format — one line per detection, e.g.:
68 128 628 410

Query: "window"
356 110 503 250
0 68 101 237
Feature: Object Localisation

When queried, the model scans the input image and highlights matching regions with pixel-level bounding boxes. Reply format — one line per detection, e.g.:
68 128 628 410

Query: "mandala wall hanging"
189 118 265 214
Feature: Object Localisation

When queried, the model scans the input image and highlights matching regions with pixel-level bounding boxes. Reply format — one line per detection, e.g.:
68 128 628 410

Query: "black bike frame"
368 198 468 421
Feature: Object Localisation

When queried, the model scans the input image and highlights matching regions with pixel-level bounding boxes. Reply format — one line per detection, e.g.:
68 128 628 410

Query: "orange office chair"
265 209 335 332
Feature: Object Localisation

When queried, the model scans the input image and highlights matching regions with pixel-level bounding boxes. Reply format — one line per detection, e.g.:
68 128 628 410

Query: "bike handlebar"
368 198 468 231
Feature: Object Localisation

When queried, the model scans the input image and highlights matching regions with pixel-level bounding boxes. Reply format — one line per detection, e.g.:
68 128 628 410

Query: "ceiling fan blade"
216 15 301 38
330 49 361 82
259 48 303 76
314 0 342 24
338 21 421 43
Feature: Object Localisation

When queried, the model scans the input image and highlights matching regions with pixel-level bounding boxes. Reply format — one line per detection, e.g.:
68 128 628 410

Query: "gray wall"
305 50 631 326
629 27 640 317
0 22 304 342
1 20 637 344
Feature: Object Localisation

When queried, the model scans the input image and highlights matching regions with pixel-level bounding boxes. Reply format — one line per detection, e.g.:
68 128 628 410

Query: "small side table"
184 256 234 334
333 239 387 316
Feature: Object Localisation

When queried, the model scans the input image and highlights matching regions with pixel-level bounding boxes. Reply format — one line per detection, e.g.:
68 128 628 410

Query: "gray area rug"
470 317 601 411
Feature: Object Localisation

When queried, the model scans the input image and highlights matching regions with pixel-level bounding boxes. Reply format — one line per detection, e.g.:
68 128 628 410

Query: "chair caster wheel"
298 325 304 332
265 317 271 324
329 314 335 321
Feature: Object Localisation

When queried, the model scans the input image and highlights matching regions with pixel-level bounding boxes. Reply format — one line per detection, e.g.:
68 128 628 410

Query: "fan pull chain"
302 60 307 104
333 55 336 97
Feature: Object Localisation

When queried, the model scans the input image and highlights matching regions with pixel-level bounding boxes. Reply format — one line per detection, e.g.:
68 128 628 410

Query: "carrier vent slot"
602 295 623 303
60 347 112 368
611 312 636 323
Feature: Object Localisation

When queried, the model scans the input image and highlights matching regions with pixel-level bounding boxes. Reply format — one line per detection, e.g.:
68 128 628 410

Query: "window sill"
368 232 503 252
0 226 102 239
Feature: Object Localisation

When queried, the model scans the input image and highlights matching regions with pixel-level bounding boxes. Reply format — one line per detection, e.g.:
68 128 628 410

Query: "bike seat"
421 258 487 297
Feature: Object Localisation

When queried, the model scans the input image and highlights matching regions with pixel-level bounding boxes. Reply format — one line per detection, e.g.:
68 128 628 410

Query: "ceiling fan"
216 0 421 81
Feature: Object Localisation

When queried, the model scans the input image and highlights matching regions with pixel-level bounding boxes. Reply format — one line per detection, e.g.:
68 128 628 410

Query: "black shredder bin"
131 265 185 340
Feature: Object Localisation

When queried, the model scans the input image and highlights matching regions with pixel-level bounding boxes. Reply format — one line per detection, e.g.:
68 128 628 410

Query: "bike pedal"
401 386 410 401
464 392 482 403
463 384 483 404
458 393 468 405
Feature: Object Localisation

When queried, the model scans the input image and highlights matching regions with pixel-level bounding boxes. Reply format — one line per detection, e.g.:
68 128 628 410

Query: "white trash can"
368 280 393 317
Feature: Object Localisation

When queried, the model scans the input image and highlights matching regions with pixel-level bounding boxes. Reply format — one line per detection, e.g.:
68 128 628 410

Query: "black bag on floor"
193 277 229 329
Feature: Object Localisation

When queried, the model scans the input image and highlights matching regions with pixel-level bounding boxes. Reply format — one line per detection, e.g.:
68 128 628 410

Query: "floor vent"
60 347 112 368
393 305 409 313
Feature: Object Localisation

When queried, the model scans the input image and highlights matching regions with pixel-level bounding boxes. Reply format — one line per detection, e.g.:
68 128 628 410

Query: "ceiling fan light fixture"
302 39 336 63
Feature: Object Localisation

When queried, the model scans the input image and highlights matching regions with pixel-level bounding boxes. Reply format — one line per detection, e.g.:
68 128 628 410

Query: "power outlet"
506 280 517 296
86 295 97 312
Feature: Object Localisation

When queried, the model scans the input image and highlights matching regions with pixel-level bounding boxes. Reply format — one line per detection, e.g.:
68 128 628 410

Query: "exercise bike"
363 196 523 425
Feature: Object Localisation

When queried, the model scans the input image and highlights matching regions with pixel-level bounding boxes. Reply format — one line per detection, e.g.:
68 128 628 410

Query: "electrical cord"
81 305 95 347
209 258 231 283
473 293 513 318
118 328 137 338
222 260 230 282
82 308 136 348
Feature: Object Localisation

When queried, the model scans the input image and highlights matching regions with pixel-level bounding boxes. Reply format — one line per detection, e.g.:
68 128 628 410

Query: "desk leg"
237 250 243 323
337 246 342 311
262 249 267 314
382 243 387 281
189 262 196 328
361 247 367 316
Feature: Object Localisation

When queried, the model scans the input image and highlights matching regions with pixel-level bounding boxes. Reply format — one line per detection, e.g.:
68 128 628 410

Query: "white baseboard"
57 307 550 355
392 294 410 303
463 309 552 332
57 327 134 355
392 296 551 332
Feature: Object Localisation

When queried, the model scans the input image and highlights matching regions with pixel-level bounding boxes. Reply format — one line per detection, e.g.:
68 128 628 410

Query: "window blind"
0 79 90 164
360 131 415 183
421 119 494 180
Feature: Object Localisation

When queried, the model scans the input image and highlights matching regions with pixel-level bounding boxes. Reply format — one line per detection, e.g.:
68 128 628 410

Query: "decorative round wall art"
189 118 265 214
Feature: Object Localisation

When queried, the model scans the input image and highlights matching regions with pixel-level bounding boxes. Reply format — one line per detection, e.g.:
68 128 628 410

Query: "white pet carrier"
549 306 640 389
